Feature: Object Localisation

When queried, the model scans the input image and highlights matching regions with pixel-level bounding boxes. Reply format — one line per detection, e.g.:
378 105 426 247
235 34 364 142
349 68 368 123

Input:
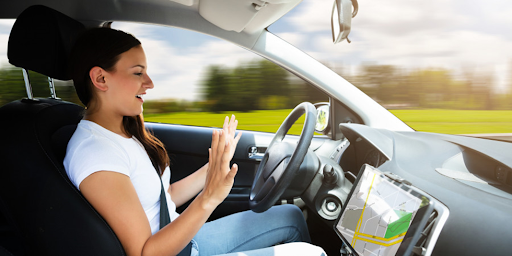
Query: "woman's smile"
136 93 145 103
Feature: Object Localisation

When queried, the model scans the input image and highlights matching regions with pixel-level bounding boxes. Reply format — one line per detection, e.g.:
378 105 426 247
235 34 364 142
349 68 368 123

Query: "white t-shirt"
64 120 180 235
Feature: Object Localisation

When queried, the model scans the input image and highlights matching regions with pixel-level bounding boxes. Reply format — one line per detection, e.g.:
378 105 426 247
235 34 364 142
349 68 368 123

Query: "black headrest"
7 5 86 80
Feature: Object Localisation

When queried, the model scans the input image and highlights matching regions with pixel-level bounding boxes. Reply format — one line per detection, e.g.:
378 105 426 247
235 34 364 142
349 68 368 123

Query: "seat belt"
152 160 192 256
158 181 171 229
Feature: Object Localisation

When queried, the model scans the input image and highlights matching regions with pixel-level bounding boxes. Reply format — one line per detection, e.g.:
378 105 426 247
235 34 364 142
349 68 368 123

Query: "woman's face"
101 45 154 117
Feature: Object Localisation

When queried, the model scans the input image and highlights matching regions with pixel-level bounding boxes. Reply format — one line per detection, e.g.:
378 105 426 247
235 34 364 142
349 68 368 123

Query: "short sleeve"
64 134 131 190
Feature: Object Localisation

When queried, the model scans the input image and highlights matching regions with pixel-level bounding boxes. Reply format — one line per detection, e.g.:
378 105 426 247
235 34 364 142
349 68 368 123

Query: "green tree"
202 65 231 112
200 59 322 112
229 64 262 111
408 69 453 108
353 64 398 103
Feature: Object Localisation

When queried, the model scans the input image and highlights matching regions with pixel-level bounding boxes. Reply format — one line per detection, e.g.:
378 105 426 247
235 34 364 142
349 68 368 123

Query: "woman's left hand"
200 115 242 209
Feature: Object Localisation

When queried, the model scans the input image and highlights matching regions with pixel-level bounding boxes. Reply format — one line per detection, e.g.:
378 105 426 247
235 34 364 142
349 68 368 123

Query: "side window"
112 22 328 135
0 19 327 135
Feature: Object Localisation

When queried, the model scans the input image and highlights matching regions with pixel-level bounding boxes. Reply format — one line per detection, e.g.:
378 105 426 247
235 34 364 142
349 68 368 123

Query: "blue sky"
1 0 512 101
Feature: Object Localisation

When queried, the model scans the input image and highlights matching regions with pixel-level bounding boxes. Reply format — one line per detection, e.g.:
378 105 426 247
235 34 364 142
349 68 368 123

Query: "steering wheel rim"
249 102 317 213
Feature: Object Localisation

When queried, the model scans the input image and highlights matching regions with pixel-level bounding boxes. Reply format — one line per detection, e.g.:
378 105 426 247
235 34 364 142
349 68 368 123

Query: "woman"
64 27 326 256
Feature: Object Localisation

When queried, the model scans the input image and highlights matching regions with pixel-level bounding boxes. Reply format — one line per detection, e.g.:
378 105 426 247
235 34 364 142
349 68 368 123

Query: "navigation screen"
335 165 432 256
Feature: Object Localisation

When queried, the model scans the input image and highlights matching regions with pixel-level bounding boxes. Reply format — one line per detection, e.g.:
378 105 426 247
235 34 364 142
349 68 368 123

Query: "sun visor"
199 0 301 34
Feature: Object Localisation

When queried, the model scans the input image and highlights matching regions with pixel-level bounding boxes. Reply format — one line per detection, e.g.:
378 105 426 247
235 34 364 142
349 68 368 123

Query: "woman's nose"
143 73 154 89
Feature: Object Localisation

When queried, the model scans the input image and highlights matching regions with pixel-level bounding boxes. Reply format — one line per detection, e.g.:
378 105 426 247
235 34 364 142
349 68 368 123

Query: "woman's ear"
89 67 108 91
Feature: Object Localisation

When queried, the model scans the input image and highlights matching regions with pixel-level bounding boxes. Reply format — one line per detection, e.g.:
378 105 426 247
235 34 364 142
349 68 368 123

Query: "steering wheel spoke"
269 157 290 181
262 141 295 180
251 177 276 201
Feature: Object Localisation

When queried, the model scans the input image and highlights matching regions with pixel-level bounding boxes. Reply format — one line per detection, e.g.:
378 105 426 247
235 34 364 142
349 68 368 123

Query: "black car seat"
0 5 125 255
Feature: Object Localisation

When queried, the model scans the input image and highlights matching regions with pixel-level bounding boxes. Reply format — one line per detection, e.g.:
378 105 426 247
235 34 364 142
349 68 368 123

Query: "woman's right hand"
199 115 242 209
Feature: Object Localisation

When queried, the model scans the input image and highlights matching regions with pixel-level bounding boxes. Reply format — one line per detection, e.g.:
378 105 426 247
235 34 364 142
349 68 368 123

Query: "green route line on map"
385 212 413 239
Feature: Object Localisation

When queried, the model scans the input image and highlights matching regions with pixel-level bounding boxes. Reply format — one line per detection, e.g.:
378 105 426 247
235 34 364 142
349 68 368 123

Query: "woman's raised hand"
200 115 242 209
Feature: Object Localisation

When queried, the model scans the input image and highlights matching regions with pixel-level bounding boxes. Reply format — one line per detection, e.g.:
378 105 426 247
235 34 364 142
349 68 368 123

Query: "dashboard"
301 123 512 256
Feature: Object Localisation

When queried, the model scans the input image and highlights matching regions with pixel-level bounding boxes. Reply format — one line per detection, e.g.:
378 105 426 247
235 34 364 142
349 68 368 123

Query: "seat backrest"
0 5 125 255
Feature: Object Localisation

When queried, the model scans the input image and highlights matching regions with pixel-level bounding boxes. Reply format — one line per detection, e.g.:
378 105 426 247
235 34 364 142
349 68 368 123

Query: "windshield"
270 0 512 138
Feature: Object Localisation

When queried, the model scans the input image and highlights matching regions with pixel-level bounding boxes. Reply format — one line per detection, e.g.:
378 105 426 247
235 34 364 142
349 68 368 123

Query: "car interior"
1 2 512 256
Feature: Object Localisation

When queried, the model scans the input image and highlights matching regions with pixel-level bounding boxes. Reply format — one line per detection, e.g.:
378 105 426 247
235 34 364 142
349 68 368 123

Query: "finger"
233 131 242 148
208 148 212 171
222 116 230 145
231 119 239 141
216 129 226 162
226 163 238 181
227 119 238 146
220 141 234 173
221 140 231 165
223 116 229 130
227 131 242 156
211 130 219 162
206 148 214 181
204 148 213 184
228 114 236 135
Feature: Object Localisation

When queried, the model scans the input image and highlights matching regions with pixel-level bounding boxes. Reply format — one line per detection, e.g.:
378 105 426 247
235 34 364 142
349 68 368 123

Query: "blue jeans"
191 204 325 256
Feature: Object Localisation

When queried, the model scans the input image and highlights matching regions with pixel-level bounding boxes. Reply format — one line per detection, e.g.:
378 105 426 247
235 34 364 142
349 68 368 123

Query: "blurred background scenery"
1 0 511 136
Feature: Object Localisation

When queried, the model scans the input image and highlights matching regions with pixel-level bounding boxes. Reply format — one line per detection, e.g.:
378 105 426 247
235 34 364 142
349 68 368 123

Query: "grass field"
145 109 307 135
390 109 512 134
144 109 512 135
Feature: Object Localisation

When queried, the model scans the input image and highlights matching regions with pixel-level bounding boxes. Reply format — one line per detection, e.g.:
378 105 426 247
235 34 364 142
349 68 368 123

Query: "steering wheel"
249 102 317 213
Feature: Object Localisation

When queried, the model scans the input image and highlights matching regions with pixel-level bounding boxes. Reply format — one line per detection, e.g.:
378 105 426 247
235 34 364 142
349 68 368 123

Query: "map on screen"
336 165 428 256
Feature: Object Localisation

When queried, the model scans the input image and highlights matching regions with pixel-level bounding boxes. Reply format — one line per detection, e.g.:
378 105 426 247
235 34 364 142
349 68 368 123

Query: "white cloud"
0 19 15 29
111 22 156 38
0 34 9 67
0 20 14 68
287 0 332 33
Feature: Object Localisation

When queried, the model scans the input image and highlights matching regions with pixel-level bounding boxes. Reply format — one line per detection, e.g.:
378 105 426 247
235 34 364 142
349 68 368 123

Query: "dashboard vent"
412 210 438 255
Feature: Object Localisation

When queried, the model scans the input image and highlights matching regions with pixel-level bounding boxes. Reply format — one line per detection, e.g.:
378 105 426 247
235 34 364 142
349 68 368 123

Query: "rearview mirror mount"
331 0 358 44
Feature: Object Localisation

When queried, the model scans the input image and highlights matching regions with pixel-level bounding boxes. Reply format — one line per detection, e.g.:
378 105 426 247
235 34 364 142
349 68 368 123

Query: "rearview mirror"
314 103 330 133
331 0 358 44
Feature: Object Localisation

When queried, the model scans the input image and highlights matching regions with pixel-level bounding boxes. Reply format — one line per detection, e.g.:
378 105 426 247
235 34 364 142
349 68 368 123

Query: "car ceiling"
0 0 301 49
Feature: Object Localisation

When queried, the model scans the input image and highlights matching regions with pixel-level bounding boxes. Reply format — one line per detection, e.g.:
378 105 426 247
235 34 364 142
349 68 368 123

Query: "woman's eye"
134 73 143 76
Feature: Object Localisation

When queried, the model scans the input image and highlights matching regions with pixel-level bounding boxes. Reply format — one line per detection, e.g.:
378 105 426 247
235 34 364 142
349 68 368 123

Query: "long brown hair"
70 27 169 174
124 115 169 174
